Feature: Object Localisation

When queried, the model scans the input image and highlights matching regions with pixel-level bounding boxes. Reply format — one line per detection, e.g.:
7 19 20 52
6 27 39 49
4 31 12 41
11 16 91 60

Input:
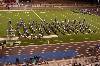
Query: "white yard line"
33 10 43 21
0 10 43 21
0 10 32 11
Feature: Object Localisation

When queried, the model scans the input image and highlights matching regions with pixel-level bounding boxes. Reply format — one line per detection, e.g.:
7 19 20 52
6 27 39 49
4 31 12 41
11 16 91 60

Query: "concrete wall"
0 0 3 1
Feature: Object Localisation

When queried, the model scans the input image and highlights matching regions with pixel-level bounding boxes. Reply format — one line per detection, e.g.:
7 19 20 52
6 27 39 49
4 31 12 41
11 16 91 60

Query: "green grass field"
0 8 100 45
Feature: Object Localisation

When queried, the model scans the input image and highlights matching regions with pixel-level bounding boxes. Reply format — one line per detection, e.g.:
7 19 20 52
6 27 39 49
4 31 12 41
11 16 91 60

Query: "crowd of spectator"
1 56 100 66
0 0 99 10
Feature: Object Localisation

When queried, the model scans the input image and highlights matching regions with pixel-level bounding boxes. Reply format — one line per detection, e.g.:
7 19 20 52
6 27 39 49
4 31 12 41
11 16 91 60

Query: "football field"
0 8 100 45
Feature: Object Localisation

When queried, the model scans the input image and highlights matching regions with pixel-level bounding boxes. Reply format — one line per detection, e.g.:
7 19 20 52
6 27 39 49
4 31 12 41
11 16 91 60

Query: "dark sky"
81 0 98 2
64 0 99 4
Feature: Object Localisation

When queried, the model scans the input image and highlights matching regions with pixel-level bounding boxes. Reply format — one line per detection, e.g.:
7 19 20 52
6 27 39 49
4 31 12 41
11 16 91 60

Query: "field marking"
33 10 43 21
0 10 43 21
0 10 33 11
5 40 100 49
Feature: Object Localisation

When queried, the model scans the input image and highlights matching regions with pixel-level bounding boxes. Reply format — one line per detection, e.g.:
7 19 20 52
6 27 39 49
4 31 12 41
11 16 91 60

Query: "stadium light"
27 1 29 3
98 0 99 4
